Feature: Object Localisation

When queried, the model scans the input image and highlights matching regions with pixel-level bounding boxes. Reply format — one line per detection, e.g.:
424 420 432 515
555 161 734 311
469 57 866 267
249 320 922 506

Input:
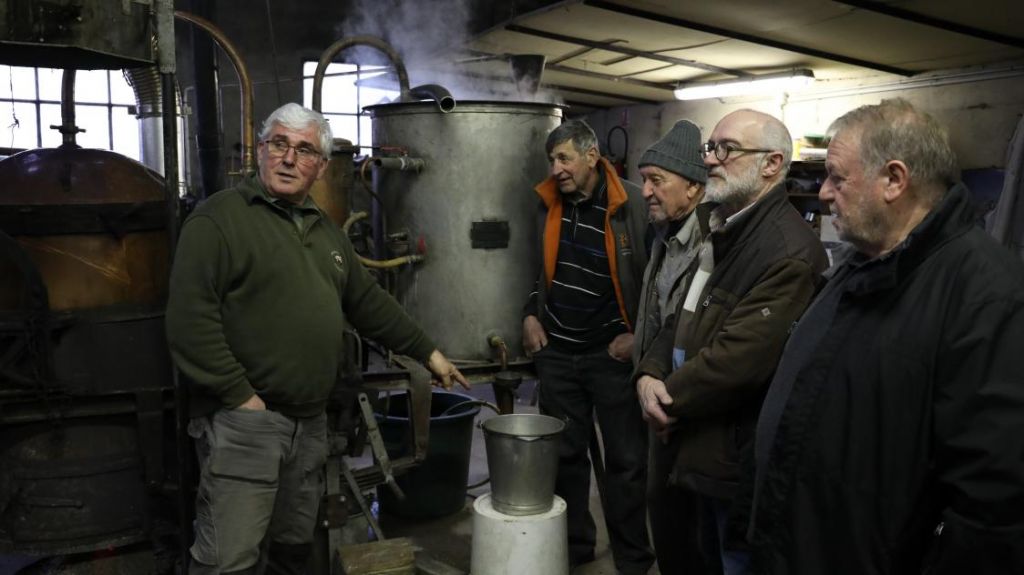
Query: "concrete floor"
375 381 659 575
0 381 656 575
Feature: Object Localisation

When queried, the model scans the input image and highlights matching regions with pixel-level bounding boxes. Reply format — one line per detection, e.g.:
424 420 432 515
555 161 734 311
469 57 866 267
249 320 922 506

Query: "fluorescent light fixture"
674 69 816 101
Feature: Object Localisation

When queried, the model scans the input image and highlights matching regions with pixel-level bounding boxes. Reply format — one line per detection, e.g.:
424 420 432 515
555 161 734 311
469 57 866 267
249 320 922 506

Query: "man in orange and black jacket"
522 119 653 575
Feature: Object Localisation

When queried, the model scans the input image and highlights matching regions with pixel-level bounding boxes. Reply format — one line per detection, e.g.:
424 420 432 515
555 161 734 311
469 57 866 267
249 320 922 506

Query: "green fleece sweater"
166 176 436 417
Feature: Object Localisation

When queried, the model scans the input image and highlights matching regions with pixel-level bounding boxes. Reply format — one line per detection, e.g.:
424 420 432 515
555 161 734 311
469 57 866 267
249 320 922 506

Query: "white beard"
706 162 761 207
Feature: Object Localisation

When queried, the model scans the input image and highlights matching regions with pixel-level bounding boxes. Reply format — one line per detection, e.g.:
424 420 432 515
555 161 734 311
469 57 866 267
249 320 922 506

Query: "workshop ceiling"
461 0 1024 111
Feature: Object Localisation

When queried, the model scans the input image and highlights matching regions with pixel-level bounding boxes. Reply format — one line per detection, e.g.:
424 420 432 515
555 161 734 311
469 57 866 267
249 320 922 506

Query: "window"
0 66 140 160
302 61 399 151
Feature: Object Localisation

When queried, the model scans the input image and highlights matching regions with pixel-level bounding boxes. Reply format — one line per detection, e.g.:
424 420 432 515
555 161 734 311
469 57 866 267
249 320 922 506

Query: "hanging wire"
5 66 21 149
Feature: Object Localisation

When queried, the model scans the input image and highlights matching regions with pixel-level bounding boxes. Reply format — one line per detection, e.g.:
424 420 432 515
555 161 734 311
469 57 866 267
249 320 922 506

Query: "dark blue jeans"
648 430 709 574
698 494 751 575
535 345 654 575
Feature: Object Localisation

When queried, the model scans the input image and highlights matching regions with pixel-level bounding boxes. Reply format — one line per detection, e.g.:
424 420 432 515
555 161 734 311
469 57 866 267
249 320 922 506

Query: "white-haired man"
167 103 467 575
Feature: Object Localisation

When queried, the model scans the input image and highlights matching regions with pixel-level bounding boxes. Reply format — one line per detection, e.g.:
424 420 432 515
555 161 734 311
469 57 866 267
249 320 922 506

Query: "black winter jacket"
748 183 1024 574
638 182 828 498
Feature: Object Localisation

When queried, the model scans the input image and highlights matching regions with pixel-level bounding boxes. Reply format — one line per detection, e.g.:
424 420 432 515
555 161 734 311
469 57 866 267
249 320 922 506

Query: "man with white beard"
635 109 827 573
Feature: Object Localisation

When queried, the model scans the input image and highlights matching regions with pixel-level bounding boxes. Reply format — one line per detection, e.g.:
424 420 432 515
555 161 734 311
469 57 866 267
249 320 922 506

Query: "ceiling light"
674 69 816 101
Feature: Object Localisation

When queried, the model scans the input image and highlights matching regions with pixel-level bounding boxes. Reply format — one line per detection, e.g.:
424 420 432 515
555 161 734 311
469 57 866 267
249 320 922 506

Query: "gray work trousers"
188 408 328 574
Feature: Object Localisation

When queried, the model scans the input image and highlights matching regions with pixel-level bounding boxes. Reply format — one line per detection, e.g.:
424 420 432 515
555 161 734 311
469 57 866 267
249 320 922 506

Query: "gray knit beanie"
639 120 707 184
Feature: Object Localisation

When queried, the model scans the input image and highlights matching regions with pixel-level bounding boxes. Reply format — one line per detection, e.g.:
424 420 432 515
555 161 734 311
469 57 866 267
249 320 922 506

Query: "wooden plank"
338 538 416 575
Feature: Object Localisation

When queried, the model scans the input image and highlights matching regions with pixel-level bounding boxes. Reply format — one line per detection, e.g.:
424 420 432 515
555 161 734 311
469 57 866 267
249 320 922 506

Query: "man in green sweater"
166 103 467 575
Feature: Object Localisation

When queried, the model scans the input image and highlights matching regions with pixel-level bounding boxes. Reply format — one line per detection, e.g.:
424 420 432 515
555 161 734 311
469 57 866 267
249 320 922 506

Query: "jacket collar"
534 157 628 216
836 182 976 294
699 181 791 258
240 174 320 214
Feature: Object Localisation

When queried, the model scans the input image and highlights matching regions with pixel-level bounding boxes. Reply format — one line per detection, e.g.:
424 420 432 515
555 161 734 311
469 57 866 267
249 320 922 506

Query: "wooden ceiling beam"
835 0 1024 49
583 0 915 76
505 23 749 77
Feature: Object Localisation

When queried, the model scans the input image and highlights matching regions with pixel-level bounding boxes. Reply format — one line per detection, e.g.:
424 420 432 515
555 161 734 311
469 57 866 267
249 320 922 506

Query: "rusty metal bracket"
357 392 405 501
341 457 384 542
320 457 349 530
389 355 433 463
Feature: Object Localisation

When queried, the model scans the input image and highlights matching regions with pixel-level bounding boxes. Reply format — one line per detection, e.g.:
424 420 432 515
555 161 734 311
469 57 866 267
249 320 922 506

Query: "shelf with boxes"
785 160 827 234
786 160 843 265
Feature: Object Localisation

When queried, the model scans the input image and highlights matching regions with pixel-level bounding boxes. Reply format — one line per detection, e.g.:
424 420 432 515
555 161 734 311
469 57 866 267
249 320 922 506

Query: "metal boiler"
0 145 174 556
0 1 178 560
366 101 562 362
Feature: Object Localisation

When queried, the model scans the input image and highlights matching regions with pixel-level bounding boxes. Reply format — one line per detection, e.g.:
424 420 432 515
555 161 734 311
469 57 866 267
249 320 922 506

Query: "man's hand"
636 374 676 429
236 394 267 411
426 349 470 391
522 315 548 356
607 332 634 362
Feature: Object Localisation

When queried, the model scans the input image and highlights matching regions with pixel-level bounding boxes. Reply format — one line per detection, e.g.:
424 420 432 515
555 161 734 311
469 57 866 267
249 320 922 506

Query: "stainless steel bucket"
482 414 565 516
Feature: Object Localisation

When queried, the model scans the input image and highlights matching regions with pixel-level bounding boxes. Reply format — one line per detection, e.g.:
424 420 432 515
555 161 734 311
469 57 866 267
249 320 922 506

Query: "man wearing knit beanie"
632 119 709 574
635 110 827 574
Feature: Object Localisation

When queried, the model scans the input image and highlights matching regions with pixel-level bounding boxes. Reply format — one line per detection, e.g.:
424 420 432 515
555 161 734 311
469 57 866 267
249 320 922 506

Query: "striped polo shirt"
541 173 627 352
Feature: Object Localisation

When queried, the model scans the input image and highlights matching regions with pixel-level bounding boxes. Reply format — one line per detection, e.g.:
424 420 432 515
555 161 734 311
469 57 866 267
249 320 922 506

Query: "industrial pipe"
372 156 425 172
359 254 424 269
409 83 456 113
311 35 411 112
488 335 523 415
488 334 510 371
173 10 256 175
342 211 422 269
55 69 83 147
124 67 166 175
342 210 369 235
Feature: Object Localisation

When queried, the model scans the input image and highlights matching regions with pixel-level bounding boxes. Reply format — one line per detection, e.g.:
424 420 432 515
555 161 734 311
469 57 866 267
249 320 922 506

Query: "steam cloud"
333 0 561 104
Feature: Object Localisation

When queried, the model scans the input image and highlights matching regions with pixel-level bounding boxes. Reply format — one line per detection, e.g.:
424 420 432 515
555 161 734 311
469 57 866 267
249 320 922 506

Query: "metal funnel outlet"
509 54 546 95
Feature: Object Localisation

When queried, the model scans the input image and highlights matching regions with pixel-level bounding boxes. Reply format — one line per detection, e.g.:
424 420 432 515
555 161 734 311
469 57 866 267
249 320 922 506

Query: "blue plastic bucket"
377 390 480 519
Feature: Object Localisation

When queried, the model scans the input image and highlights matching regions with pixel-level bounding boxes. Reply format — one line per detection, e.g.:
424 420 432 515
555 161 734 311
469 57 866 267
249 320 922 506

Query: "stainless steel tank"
366 101 562 361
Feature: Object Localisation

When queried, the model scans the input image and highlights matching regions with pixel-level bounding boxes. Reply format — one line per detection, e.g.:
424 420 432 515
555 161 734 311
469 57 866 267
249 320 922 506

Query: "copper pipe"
174 10 255 175
343 212 420 269
358 254 424 269
342 210 369 235
488 335 509 371
311 35 411 112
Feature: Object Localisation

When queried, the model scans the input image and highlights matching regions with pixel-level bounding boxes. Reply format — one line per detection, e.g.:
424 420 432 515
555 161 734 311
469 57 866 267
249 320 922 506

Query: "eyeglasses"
262 138 323 165
702 140 775 162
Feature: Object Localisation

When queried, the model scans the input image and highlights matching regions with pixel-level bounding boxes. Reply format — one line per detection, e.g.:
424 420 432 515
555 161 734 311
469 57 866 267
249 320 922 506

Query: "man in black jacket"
636 110 827 573
749 98 1024 574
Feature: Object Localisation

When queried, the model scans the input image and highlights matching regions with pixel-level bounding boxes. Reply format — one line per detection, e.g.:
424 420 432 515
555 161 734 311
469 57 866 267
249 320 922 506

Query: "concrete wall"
584 68 1024 183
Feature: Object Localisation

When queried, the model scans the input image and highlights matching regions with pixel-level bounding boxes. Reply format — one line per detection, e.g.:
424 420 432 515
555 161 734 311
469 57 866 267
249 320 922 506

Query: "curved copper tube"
342 210 369 235
174 10 255 175
359 254 424 269
311 35 411 112
343 212 421 269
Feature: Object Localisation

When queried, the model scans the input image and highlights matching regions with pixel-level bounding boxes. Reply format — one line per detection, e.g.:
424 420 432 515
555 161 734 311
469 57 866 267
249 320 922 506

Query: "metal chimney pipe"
311 35 411 112
173 10 255 176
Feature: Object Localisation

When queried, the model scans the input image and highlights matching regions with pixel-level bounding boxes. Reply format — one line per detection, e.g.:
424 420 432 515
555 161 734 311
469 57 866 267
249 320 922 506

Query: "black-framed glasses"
702 140 775 162
262 138 323 165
